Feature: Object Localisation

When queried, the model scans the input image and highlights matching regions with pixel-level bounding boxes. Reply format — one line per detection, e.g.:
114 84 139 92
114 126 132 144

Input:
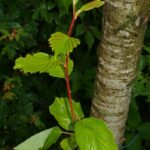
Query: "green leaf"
49 97 84 131
138 55 146 71
90 26 101 39
138 122 150 140
60 0 72 13
43 127 62 149
133 76 150 98
145 55 150 67
75 24 86 36
14 127 62 150
76 0 104 16
85 31 95 49
127 98 141 128
74 118 117 150
125 134 141 150
144 45 150 53
60 135 77 150
14 52 73 78
48 32 80 55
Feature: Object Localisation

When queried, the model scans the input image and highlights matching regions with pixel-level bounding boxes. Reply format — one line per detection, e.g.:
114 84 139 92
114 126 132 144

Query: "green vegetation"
13 1 117 149
0 0 150 149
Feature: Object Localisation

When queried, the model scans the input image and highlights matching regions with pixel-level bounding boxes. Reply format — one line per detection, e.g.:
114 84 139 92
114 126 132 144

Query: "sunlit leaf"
48 32 80 55
14 127 62 150
14 52 73 78
49 97 84 131
75 118 117 150
76 0 104 16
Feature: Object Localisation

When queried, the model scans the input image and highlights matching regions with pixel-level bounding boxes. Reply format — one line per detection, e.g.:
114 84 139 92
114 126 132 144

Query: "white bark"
91 0 149 146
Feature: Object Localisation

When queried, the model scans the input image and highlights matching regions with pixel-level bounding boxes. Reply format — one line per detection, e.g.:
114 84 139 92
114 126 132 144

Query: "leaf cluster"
14 97 117 150
12 1 117 150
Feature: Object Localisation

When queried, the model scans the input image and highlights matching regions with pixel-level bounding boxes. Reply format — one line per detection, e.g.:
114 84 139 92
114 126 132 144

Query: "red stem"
68 16 76 36
64 16 76 121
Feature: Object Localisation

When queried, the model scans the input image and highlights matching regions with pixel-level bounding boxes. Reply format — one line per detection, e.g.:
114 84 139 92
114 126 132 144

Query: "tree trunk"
91 0 150 147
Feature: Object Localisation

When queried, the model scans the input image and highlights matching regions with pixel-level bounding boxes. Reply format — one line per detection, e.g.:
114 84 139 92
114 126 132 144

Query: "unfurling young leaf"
14 52 73 78
14 127 62 150
76 0 104 17
48 32 80 55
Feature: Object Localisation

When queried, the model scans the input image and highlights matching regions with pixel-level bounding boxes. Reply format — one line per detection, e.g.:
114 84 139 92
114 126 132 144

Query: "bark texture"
91 0 150 146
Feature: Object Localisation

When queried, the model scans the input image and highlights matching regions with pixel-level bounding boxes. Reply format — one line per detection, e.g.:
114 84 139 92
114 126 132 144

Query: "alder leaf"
14 52 73 78
75 118 117 150
14 127 62 150
49 97 84 131
48 32 80 55
76 0 104 16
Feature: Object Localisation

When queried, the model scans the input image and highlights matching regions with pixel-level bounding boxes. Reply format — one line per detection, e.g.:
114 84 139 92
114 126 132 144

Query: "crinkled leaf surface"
49 97 84 131
60 135 77 150
14 127 62 150
77 0 104 15
75 118 118 150
14 52 73 78
48 32 80 55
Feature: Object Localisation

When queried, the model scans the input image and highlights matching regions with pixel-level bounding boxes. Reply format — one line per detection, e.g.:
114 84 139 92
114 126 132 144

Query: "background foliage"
0 0 150 149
